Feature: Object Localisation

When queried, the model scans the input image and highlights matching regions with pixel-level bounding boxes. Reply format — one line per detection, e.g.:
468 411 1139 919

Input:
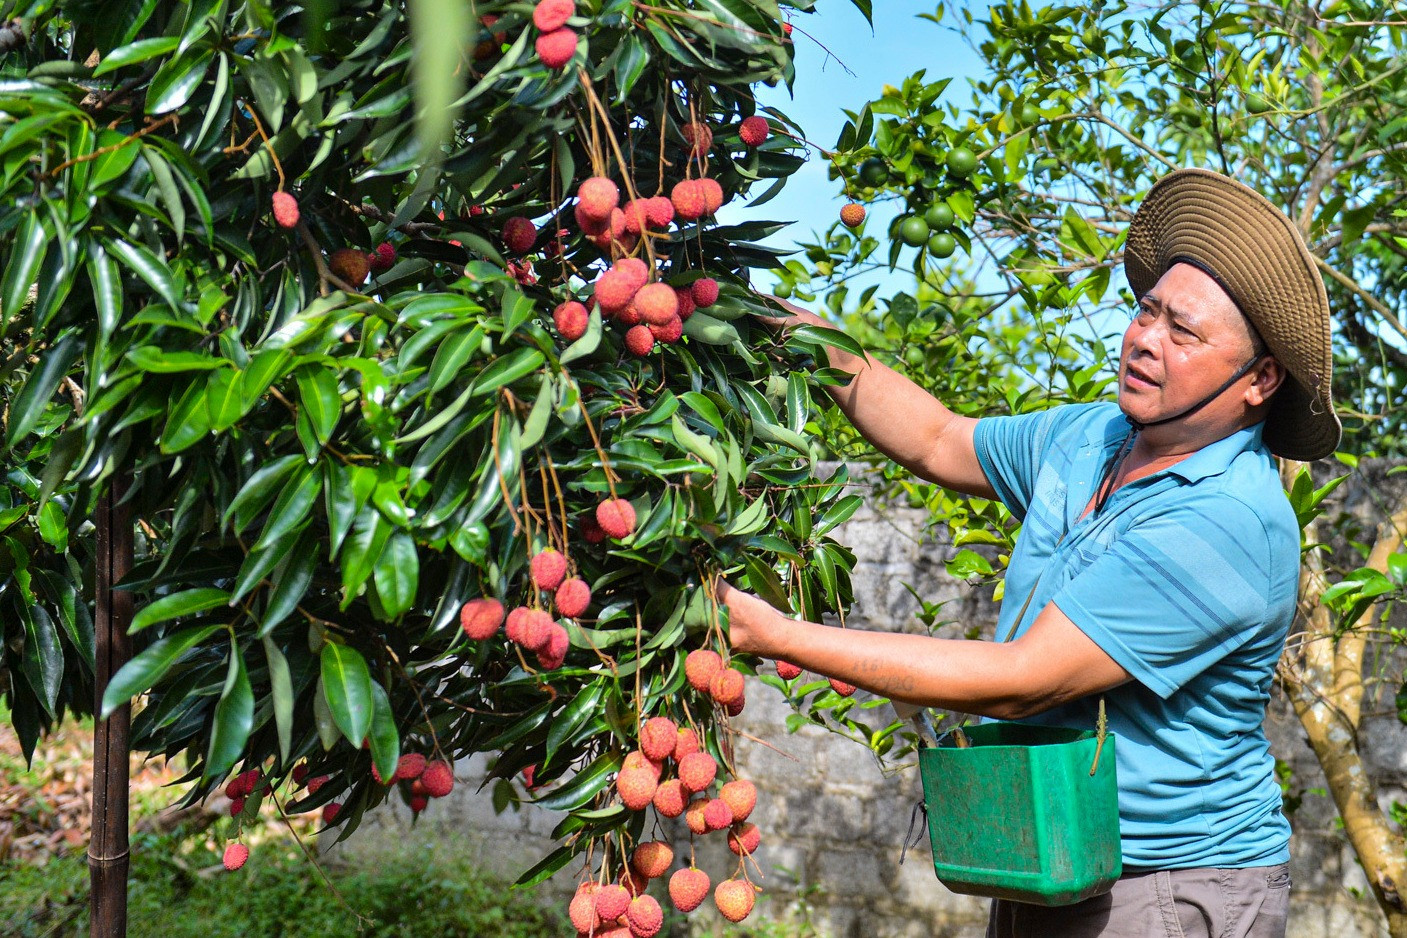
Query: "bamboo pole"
89 476 132 938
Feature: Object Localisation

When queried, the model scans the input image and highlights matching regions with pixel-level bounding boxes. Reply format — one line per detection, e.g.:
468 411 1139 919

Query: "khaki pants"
987 864 1291 938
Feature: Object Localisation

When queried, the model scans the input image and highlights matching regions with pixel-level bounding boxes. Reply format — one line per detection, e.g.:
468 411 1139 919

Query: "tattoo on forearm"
851 657 917 693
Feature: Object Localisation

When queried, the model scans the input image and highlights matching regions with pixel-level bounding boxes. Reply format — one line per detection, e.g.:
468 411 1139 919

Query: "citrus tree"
783 1 1407 931
0 0 877 927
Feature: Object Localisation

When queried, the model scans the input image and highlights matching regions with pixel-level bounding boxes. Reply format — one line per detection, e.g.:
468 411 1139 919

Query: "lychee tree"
0 0 875 925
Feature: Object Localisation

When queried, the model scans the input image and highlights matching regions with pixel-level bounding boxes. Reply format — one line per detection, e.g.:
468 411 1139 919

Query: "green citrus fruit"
899 216 930 246
859 157 888 186
904 346 925 367
1246 92 1270 114
924 202 955 230
774 283 792 299
927 233 957 258
946 146 977 178
1020 103 1041 124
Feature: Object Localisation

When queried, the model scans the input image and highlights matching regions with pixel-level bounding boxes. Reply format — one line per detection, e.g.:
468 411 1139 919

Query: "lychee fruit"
632 841 674 879
554 577 591 618
594 267 639 315
635 283 679 326
535 622 570 669
617 767 659 811
645 196 675 229
721 779 756 822
714 879 756 922
306 775 329 795
673 286 696 321
409 794 428 813
586 207 628 249
840 203 866 228
648 315 683 345
622 199 650 235
620 868 651 897
569 882 599 932
502 216 537 254
581 513 607 544
685 649 723 694
727 821 761 856
703 797 733 831
684 797 710 834
690 277 719 308
678 751 717 793
222 843 249 871
615 257 650 291
531 548 568 590
321 802 342 825
535 27 577 69
782 20 793 36
682 122 714 156
776 660 802 680
639 717 678 762
622 749 663 780
421 760 454 797
271 191 299 228
519 609 555 652
224 777 244 800
739 116 769 147
726 695 746 717
533 0 574 32
577 176 619 222
329 247 370 286
368 241 396 273
460 597 506 640
554 300 590 341
697 177 724 214
673 727 700 761
229 797 246 817
671 179 707 222
596 498 637 539
710 668 745 707
504 605 533 644
669 867 710 913
829 678 857 697
396 753 427 781
653 779 687 817
625 323 654 356
594 883 632 922
626 894 664 938
521 764 539 790
292 763 309 786
616 298 642 326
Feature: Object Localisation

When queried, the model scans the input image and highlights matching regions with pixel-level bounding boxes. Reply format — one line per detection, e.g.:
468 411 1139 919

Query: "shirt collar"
1081 404 1268 484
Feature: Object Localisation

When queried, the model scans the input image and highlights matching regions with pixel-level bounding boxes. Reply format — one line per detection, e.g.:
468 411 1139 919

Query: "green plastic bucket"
917 722 1121 906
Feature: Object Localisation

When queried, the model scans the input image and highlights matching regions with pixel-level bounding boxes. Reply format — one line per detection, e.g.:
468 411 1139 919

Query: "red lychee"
622 199 650 235
531 548 568 590
682 122 714 156
409 794 428 813
710 668 745 707
653 779 687 817
229 797 246 817
555 577 591 618
594 268 639 315
625 323 655 356
502 216 537 254
292 763 309 786
698 177 724 214
783 20 793 36
673 286 696 321
721 779 756 822
271 191 299 228
626 894 664 938
671 179 707 221
776 660 802 680
620 868 650 897
669 867 711 913
617 767 659 811
595 883 632 922
728 821 761 856
330 247 370 286
632 840 675 879
395 753 427 781
577 176 619 222
639 717 678 762
678 751 717 793
684 797 710 834
460 597 506 640
840 203 866 228
535 622 570 669
635 282 679 326
532 0 574 32
714 879 756 923
645 196 675 229
703 797 733 831
422 760 454 797
535 27 577 69
222 843 249 871
622 749 663 780
554 300 590 341
829 677 857 697
519 609 555 652
581 513 607 544
617 298 643 327
690 277 719 308
739 116 770 147
648 315 683 345
616 257 650 290
685 649 723 693
673 727 700 761
368 241 396 272
504 605 533 644
726 695 746 717
321 802 342 825
306 775 330 795
596 498 637 539
569 882 599 932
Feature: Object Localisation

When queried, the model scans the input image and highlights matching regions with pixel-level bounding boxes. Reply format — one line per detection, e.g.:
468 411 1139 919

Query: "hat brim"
1124 168 1340 462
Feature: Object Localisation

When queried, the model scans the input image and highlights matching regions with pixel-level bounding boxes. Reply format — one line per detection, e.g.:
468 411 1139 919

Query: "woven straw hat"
1124 167 1340 461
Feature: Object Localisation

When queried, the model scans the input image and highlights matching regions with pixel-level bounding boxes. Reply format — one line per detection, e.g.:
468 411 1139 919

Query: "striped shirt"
973 401 1297 870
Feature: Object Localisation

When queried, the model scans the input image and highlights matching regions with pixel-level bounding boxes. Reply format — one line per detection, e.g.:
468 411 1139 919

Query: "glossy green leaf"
366 679 400 785
207 637 254 778
224 454 303 534
372 529 418 618
254 463 322 551
320 642 373 746
262 635 294 765
259 525 318 636
1 212 48 335
100 624 222 718
130 587 231 634
6 330 79 445
296 364 341 445
93 36 181 76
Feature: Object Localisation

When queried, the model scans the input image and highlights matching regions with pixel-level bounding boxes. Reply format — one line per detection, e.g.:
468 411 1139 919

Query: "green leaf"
93 36 181 76
340 504 392 605
207 637 254 778
546 679 606 762
20 606 62 716
559 307 602 364
6 331 80 445
531 750 622 811
100 624 222 718
262 635 294 766
472 348 544 398
254 463 322 551
158 378 213 454
428 325 485 393
366 679 400 786
106 237 185 312
129 587 231 634
295 364 341 445
260 525 319 636
148 44 215 114
1 212 49 336
372 529 419 618
313 675 340 751
320 642 373 746
513 843 578 890
224 454 303 534
127 347 227 372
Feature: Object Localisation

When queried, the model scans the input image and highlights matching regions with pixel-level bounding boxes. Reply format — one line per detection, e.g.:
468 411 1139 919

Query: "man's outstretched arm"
758 298 995 499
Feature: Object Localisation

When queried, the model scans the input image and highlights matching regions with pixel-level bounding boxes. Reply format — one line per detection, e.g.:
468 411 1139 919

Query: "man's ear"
1247 357 1285 407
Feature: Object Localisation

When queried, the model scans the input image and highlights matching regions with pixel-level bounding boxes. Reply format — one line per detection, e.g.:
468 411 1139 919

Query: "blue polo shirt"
973 401 1297 870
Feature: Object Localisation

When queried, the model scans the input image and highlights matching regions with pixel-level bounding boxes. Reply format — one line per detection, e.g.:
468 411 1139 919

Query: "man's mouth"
1123 363 1160 388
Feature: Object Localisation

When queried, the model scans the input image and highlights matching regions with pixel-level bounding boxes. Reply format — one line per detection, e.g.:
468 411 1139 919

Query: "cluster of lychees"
371 751 456 816
775 659 856 697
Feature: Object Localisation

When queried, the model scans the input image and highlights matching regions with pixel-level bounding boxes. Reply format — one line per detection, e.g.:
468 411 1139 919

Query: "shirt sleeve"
1051 493 1274 699
973 404 1089 521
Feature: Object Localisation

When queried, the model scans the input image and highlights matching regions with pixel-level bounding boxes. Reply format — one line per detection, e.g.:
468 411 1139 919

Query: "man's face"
1117 262 1262 428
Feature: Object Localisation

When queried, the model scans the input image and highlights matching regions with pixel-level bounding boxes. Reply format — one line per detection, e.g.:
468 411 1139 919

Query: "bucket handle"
899 799 928 866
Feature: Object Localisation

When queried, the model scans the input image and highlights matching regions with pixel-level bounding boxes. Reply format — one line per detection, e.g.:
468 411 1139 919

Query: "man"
716 168 1338 937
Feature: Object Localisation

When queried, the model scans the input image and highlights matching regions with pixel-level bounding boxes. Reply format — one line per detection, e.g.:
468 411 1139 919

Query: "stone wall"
338 461 1407 938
